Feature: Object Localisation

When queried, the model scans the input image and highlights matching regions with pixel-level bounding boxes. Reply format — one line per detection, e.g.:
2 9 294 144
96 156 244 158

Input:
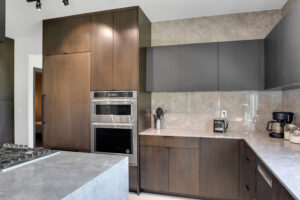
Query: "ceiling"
6 0 287 38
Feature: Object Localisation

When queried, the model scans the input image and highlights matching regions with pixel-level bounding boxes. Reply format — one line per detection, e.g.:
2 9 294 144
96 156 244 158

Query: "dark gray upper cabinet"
147 40 264 92
147 43 218 92
147 46 181 92
219 40 263 91
180 44 218 91
279 0 300 86
265 25 281 89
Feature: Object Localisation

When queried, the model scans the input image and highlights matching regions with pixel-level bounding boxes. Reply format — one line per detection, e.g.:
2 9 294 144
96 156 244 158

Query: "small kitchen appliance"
267 112 294 138
214 119 229 133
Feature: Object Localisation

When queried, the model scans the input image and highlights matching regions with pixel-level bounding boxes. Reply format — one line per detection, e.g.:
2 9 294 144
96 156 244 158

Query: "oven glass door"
95 127 133 154
95 104 131 115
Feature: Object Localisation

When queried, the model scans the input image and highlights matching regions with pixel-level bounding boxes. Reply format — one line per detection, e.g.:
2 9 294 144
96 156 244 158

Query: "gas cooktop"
0 144 56 171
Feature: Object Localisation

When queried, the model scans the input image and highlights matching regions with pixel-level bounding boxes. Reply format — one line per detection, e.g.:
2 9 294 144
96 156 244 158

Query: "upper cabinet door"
43 15 91 55
180 44 218 91
91 12 114 91
113 9 139 91
147 46 181 92
219 40 263 91
265 25 282 89
279 0 300 86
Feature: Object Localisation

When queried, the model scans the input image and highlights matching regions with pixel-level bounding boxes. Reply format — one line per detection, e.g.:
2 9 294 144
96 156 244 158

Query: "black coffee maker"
267 112 294 138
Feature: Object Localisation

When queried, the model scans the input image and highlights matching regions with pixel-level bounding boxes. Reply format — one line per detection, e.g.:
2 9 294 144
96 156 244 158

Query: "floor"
129 193 200 200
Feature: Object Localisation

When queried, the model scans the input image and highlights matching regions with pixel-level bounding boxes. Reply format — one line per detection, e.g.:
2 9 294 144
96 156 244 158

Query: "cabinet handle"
257 165 272 188
42 94 46 125
245 157 250 162
245 184 250 191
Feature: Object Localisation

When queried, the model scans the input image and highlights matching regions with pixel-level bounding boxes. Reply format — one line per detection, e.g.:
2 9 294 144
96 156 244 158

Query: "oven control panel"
93 91 136 98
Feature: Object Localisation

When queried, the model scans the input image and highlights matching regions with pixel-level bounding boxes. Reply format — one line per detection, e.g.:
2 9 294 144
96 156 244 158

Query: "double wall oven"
91 91 137 165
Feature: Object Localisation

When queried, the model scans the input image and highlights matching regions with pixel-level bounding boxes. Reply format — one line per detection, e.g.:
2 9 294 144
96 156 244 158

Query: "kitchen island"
140 128 300 200
0 151 129 200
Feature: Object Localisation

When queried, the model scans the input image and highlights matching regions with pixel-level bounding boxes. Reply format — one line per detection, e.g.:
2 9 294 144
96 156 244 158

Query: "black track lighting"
62 0 69 6
36 0 41 11
27 0 70 11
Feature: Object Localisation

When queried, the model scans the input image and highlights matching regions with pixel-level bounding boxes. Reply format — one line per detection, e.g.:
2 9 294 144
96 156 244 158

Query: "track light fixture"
27 0 70 11
36 0 41 11
63 0 69 6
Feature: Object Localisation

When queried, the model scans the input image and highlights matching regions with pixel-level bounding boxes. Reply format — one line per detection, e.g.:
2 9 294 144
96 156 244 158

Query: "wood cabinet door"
43 53 90 151
199 138 240 200
113 9 139 90
169 148 200 196
140 146 169 193
43 15 91 55
43 18 70 55
91 12 114 91
256 159 273 200
272 178 295 200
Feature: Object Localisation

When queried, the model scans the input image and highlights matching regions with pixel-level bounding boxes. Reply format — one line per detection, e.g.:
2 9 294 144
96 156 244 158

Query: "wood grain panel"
199 138 240 200
140 146 169 193
113 9 139 90
272 178 295 200
140 135 169 147
43 53 90 151
35 73 42 122
168 137 200 149
91 12 114 90
169 148 199 196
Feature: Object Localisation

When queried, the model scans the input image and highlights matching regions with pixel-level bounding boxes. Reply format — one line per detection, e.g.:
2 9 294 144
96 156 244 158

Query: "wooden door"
43 53 90 151
140 146 169 193
113 9 139 90
91 12 114 91
199 138 240 200
169 148 199 196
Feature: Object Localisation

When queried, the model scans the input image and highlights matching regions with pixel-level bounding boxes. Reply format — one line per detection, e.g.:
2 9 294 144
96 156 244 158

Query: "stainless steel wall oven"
91 91 137 165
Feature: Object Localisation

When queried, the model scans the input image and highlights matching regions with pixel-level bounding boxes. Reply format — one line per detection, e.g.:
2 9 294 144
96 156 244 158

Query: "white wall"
14 36 42 145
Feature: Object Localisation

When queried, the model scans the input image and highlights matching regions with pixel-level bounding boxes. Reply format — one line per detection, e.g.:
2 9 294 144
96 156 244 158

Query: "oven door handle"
91 122 135 129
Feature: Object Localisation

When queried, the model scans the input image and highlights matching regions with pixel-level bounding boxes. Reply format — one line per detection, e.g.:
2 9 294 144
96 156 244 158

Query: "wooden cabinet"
218 40 264 91
43 15 91 55
129 166 139 192
199 138 240 200
169 148 199 196
0 38 14 144
256 159 273 200
43 53 90 151
273 178 295 200
91 12 114 91
90 8 149 91
114 9 139 91
239 141 256 200
140 146 169 193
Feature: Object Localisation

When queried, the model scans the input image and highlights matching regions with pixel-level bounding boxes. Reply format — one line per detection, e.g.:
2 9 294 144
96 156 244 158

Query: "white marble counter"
140 128 300 200
0 151 129 200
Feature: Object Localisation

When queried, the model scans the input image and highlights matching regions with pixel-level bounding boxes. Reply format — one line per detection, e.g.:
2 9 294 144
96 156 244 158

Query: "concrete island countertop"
140 128 300 200
0 151 129 200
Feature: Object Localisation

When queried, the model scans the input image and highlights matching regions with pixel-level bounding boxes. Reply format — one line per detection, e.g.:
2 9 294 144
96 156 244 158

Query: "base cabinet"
199 138 240 200
140 146 169 193
169 148 200 196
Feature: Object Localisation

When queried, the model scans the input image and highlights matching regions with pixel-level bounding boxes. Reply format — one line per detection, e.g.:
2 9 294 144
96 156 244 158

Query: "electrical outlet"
221 110 227 118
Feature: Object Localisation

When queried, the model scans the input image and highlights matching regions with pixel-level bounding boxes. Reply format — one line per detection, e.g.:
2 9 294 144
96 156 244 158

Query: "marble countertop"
140 128 300 200
0 151 128 200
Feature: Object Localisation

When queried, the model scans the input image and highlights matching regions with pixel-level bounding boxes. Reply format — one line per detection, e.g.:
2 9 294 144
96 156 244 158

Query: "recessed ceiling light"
36 0 41 11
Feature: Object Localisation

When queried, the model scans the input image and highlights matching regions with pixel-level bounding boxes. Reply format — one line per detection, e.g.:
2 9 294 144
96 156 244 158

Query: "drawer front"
140 136 169 147
168 137 200 149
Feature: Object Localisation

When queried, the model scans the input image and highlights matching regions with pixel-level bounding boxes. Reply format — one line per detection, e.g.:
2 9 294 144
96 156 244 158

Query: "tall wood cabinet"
90 7 148 91
43 53 90 151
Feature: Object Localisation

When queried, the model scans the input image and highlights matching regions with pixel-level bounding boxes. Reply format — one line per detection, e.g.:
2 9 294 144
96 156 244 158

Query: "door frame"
33 67 43 147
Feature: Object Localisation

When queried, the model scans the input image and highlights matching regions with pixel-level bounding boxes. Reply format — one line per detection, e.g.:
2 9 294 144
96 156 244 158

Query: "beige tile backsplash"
151 91 283 132
283 88 300 124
